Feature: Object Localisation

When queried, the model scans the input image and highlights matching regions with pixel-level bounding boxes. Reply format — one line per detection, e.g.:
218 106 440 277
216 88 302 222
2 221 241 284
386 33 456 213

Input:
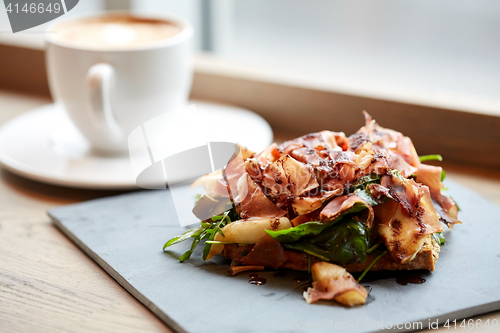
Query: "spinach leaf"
350 173 381 192
282 219 370 266
266 219 339 243
354 187 379 206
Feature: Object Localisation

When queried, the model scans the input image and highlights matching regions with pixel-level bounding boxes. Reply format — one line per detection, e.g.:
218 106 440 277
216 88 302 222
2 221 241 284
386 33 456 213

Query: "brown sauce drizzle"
249 277 266 285
295 275 310 283
359 270 428 285
396 275 426 285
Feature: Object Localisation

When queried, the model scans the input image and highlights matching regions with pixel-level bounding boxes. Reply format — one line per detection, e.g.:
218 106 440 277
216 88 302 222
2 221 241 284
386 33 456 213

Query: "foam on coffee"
53 15 182 50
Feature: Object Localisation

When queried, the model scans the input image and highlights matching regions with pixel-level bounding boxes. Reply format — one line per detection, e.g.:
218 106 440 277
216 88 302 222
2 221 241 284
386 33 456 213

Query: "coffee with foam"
53 15 182 50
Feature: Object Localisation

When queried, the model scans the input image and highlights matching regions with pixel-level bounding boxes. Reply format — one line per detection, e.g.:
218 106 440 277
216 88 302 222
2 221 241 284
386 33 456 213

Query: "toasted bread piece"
223 235 439 272
345 236 440 272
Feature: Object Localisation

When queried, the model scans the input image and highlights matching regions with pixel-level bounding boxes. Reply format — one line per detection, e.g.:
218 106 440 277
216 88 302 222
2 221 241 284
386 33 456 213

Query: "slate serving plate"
49 180 500 333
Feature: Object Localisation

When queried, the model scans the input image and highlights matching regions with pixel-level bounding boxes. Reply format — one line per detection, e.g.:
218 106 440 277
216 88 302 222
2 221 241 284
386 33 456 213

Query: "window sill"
1 35 498 117
194 52 500 118
1 42 499 169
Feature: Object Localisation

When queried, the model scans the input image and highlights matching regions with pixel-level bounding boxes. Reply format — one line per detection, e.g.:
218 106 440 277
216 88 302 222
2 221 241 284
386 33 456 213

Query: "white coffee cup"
45 13 193 154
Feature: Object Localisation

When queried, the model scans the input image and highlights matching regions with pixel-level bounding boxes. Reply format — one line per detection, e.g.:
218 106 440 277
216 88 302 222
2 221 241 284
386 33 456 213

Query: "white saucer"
0 102 273 189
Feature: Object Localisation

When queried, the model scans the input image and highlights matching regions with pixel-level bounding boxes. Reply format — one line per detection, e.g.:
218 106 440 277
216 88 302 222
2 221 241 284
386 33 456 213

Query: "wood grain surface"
0 90 499 333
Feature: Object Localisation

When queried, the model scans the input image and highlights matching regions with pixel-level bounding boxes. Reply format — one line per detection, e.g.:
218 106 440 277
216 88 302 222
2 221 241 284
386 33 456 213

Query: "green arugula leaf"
419 154 443 162
163 226 204 250
179 234 204 262
357 250 387 283
267 190 376 244
163 205 238 263
366 241 382 254
432 232 445 246
202 211 232 260
282 219 371 266
441 169 446 182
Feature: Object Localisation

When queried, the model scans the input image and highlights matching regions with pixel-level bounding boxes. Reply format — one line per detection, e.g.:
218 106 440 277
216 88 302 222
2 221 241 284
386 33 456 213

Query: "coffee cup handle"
86 63 123 149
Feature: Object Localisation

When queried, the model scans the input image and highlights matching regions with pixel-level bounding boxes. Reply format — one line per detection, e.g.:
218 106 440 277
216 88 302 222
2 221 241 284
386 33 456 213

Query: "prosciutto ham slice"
320 194 375 227
245 158 264 185
303 262 368 306
234 173 287 219
386 152 418 178
416 164 460 227
254 143 280 165
261 155 318 197
433 194 460 227
224 151 286 219
416 164 443 199
185 112 458 276
291 188 343 216
280 130 348 153
353 111 420 171
191 169 230 198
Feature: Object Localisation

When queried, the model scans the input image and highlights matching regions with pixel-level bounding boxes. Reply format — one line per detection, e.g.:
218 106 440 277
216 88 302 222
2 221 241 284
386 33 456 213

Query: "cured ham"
224 151 286 219
233 173 287 219
280 130 348 154
261 154 318 198
167 111 461 305
355 111 420 169
416 163 460 227
191 169 230 198
320 194 374 227
254 143 280 165
416 164 443 200
291 188 342 216
239 234 287 269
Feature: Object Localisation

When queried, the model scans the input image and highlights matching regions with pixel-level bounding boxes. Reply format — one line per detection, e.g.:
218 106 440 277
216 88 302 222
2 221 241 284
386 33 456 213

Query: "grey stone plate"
49 180 500 333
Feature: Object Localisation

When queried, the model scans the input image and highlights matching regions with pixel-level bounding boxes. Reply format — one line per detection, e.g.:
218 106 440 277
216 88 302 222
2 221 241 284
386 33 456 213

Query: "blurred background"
1 0 500 168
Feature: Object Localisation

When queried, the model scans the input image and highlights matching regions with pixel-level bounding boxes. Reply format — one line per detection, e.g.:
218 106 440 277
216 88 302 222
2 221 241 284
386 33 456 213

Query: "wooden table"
0 89 499 333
